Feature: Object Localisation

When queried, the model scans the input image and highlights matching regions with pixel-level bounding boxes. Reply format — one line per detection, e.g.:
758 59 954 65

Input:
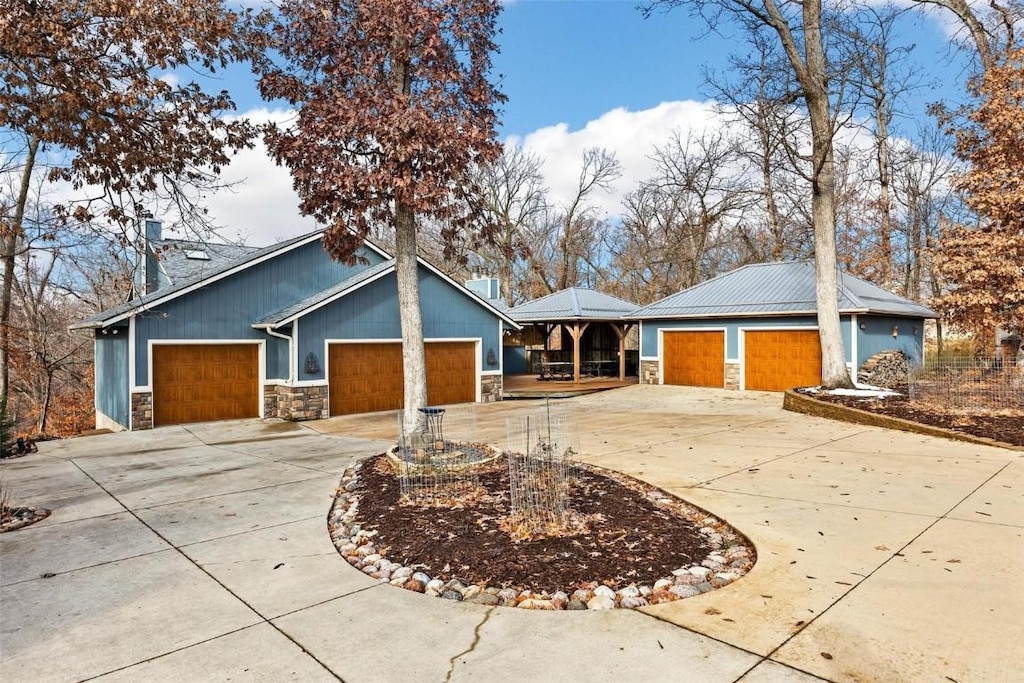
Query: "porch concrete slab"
73 444 260 486
812 428 1014 460
703 448 1007 516
134 474 339 547
584 443 805 490
771 518 1024 683
639 489 932 656
738 659 828 682
579 420 779 458
311 411 401 441
0 455 124 524
0 549 260 682
452 601 760 683
272 584 485 682
181 417 310 445
947 459 1023 527
0 511 169 585
98 457 325 510
93 623 338 682
40 426 199 459
683 426 856 451
218 433 392 473
181 516 377 618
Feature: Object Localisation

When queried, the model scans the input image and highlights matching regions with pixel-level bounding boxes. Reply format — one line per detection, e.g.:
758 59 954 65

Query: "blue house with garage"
632 261 937 392
72 220 518 430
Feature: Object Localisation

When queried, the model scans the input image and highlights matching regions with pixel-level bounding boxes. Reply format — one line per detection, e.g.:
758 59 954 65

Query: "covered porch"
503 372 639 398
507 287 639 385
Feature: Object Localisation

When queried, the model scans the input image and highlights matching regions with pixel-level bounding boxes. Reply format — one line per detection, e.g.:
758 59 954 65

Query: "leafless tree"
526 148 620 296
466 145 549 305
610 129 751 302
647 0 858 387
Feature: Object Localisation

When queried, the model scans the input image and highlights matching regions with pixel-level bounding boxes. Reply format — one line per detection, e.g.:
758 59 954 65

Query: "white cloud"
205 107 316 246
513 100 723 218
207 101 726 245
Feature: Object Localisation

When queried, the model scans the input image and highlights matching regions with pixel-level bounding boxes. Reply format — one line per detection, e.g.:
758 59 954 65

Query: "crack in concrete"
444 606 495 683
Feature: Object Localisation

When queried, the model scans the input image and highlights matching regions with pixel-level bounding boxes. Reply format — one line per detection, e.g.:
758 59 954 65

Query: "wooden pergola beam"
611 322 634 381
566 321 590 383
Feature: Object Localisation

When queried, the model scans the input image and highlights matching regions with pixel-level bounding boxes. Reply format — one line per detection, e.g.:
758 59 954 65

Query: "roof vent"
185 250 210 261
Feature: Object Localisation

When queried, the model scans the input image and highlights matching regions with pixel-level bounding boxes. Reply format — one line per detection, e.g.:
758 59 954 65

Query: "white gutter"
263 326 293 383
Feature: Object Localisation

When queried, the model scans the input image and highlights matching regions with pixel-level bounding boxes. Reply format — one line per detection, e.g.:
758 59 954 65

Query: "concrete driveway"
1 385 1020 682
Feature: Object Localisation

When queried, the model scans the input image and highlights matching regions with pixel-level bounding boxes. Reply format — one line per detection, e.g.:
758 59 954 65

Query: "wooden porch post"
567 321 589 383
611 323 633 381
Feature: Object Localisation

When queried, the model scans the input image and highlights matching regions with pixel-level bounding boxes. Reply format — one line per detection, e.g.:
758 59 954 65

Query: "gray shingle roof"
72 230 327 329
151 239 261 285
253 260 395 327
632 261 937 319
508 288 639 322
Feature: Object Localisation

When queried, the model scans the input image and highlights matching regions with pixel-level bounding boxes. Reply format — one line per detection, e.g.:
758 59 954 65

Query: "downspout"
263 325 293 421
850 313 859 384
264 326 293 383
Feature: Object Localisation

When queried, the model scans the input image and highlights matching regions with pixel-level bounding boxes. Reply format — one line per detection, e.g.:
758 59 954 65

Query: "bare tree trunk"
2 135 39 405
37 369 52 435
912 0 997 71
395 201 427 435
874 97 893 285
801 0 854 388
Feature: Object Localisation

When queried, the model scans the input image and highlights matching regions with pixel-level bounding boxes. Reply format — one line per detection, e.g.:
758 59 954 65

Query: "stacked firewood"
857 350 910 388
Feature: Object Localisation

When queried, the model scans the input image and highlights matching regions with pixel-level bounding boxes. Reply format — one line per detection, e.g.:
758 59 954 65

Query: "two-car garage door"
328 341 476 415
661 328 823 391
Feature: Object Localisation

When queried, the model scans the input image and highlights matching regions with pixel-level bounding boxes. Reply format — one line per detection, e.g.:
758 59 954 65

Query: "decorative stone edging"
783 389 1024 452
328 457 756 610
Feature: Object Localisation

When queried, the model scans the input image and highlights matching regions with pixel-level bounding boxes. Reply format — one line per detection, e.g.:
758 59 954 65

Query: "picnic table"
583 359 618 377
538 360 574 381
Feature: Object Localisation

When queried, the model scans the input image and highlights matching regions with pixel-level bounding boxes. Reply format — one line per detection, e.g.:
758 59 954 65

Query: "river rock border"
328 456 756 610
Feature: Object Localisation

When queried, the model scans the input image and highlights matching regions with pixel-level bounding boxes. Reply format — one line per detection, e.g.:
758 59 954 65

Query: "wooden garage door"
152 344 259 426
328 342 476 416
662 331 725 388
744 330 822 391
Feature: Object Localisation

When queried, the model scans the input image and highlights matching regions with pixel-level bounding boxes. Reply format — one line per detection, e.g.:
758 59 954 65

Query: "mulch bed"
1 506 51 533
343 453 745 596
798 387 1024 447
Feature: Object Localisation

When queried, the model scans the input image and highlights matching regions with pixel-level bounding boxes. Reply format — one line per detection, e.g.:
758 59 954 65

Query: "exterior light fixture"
486 348 497 367
891 326 899 338
304 352 320 374
859 322 867 330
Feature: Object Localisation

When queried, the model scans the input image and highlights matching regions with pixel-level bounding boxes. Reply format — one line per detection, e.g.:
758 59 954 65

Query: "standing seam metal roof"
508 287 639 322
631 261 937 319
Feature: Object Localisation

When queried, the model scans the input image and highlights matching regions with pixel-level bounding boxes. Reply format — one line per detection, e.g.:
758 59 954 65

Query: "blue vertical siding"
503 346 527 374
296 266 502 380
265 333 290 380
95 333 129 427
642 315 857 363
133 242 383 386
856 315 926 367
643 314 933 369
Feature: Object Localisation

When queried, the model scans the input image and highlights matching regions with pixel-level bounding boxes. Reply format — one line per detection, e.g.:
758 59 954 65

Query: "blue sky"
494 1 969 135
200 0 977 245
